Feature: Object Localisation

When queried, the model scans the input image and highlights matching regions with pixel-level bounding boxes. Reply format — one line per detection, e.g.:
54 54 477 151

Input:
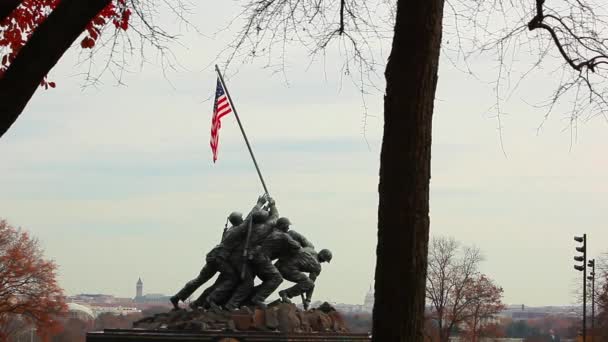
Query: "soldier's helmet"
252 210 270 223
276 217 291 231
318 249 333 263
228 211 243 225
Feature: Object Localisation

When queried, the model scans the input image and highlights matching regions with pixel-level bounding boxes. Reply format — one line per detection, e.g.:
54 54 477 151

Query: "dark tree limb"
528 0 608 73
0 0 22 23
339 0 345 35
0 0 111 138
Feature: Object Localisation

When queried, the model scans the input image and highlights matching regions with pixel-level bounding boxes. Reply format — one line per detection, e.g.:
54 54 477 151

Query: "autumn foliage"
0 0 131 87
0 219 67 341
426 237 505 342
461 275 506 341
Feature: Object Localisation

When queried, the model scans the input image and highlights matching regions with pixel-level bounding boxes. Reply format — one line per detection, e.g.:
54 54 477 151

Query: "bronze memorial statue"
170 194 333 312
87 68 369 340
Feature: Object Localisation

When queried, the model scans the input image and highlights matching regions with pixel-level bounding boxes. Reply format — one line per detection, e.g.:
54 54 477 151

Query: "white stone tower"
136 277 143 298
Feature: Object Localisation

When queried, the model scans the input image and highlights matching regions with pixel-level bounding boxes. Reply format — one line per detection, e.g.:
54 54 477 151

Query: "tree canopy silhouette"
0 219 67 341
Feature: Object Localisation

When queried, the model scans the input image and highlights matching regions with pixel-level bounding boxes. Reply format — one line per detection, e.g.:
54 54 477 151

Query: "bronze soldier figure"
245 215 303 307
276 248 332 309
169 194 334 312
170 195 266 310
277 217 315 250
223 198 306 309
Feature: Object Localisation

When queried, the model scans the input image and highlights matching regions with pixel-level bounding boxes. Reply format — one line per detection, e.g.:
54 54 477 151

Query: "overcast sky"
1 1 607 307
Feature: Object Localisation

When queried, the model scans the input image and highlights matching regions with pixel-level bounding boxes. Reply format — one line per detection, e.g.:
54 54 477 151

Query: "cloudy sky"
1 1 607 307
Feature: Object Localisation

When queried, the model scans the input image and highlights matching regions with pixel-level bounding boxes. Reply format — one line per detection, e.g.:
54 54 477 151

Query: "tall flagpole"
214 64 269 196
214 67 307 308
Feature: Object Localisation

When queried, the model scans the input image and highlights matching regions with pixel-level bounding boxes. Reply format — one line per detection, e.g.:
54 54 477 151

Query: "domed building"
67 302 95 322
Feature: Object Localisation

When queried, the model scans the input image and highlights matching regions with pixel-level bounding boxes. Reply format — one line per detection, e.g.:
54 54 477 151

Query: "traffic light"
588 259 595 280
573 234 588 341
574 235 586 273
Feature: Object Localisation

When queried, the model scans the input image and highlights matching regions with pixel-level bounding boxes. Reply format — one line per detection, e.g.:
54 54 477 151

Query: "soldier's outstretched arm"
284 233 302 253
244 195 267 222
309 269 320 282
267 197 279 224
288 230 315 249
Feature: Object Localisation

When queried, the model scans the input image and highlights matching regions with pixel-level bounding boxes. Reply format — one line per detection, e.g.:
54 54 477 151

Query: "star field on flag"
210 78 233 162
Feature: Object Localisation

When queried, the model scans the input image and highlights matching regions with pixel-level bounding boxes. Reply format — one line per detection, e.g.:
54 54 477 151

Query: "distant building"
67 302 95 321
91 305 141 316
511 311 549 320
133 278 171 304
136 277 143 298
70 294 115 304
331 302 365 314
135 293 172 304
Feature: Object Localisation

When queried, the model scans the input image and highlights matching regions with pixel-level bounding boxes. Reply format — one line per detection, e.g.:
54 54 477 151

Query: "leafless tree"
426 236 483 342
77 0 197 87
572 255 608 314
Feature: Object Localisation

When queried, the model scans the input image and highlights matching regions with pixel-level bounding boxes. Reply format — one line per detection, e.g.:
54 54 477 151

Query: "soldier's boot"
278 290 292 304
189 299 204 310
250 297 267 309
202 296 222 311
170 295 180 310
206 300 223 314
224 303 239 311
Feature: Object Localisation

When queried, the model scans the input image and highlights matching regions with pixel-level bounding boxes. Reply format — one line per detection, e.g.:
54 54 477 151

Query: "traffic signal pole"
588 259 596 342
574 234 587 342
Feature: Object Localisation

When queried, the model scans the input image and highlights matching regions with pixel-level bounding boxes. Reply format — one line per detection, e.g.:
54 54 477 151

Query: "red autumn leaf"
0 0 133 89
93 16 106 25
80 36 95 49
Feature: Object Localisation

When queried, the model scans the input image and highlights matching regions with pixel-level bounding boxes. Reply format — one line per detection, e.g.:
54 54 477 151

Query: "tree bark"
0 0 22 23
0 0 111 139
372 0 445 340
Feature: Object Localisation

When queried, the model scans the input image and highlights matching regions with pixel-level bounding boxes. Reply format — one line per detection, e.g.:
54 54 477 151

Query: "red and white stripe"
210 91 233 162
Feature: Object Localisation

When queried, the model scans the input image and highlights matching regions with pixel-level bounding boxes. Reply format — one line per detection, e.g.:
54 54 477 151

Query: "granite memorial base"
87 303 370 342
87 329 371 341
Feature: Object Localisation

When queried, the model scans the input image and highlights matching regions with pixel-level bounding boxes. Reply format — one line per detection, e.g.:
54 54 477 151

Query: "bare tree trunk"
372 0 445 340
440 329 450 342
0 0 110 139
0 0 22 22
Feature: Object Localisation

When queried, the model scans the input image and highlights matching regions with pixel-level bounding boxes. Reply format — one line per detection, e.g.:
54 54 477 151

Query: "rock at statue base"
132 302 348 333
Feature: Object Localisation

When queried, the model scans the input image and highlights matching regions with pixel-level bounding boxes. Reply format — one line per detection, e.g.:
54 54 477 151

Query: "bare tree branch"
0 0 111 139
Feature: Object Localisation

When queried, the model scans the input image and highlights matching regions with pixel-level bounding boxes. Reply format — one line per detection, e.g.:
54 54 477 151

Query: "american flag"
210 78 233 162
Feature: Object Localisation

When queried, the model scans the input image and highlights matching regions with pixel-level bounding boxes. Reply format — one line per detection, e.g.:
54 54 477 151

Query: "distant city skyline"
68 276 584 308
67 282 585 319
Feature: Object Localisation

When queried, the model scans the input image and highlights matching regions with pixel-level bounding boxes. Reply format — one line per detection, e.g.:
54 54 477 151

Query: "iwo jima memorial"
86 67 371 342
